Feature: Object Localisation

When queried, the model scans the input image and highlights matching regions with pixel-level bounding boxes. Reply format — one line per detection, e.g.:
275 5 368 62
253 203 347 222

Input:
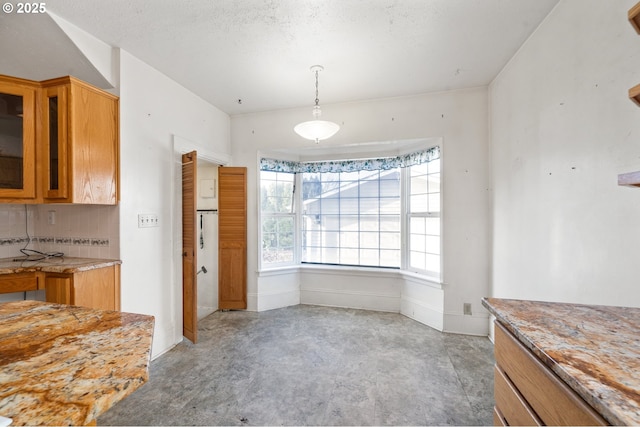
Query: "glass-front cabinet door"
0 77 37 200
41 84 69 200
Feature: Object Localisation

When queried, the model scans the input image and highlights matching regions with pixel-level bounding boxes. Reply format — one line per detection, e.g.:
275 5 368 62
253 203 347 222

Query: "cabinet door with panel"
45 265 121 311
41 76 120 204
0 75 38 201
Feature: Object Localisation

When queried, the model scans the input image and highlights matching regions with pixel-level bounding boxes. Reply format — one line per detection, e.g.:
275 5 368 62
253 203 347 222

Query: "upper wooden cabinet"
0 75 119 205
0 76 38 201
40 77 119 204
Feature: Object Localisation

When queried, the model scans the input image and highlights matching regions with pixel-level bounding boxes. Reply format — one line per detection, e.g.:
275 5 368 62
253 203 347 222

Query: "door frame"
171 135 229 343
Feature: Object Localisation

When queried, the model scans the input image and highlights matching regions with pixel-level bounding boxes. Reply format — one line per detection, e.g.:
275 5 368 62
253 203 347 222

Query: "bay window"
259 146 441 278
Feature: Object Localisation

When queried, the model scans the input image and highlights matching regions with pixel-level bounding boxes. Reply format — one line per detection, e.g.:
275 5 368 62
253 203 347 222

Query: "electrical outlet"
47 210 56 225
138 214 159 228
463 303 472 316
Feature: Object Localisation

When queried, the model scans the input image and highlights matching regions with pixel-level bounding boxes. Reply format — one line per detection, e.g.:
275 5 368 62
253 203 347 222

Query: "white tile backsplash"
0 205 31 258
0 204 120 259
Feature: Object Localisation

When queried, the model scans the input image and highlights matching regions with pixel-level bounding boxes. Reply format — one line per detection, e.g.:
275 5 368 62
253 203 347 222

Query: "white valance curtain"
260 146 440 174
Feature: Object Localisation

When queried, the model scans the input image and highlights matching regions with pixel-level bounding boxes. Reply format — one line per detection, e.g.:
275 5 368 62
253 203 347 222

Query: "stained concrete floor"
99 305 495 426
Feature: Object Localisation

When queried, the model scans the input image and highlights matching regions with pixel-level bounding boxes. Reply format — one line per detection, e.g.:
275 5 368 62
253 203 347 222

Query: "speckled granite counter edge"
481 297 636 426
0 301 154 426
35 259 122 274
482 298 558 368
0 257 122 275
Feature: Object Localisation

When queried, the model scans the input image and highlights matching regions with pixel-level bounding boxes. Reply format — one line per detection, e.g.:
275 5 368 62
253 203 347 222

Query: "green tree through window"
261 171 295 264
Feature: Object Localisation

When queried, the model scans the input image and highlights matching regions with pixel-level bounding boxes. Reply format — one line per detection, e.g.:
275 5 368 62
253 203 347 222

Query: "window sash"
301 169 401 268
261 212 296 267
406 155 441 275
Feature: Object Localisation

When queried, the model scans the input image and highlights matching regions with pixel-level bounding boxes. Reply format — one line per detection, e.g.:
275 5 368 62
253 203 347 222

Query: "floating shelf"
630 2 640 34
618 171 640 187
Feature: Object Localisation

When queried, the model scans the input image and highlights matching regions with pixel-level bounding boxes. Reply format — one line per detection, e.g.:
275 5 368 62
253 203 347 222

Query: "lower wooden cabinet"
493 321 607 426
45 265 120 311
0 272 39 294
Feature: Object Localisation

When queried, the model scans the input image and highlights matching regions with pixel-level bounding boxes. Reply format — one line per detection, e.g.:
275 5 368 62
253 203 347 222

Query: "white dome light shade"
294 108 340 143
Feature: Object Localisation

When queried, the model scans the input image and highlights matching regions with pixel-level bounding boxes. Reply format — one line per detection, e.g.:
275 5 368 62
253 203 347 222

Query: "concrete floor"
99 305 495 426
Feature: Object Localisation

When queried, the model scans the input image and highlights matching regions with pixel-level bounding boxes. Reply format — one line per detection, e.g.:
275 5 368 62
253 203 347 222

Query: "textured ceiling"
2 0 559 115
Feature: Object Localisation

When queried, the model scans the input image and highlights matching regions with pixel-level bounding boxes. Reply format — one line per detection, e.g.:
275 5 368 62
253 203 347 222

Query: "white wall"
490 0 640 307
231 87 491 335
118 50 230 357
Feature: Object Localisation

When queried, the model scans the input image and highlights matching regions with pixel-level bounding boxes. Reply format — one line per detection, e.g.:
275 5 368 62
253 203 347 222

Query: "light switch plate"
138 214 159 228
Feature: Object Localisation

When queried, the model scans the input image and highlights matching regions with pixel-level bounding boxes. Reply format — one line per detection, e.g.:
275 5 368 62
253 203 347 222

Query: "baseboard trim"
256 289 300 312
301 287 400 312
400 295 444 331
443 311 490 336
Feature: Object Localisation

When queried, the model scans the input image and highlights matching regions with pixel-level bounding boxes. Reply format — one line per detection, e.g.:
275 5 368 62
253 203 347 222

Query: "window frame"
259 170 298 269
404 158 442 279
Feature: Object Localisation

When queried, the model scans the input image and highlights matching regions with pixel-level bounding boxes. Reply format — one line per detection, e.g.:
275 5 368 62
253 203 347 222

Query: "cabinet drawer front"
494 365 542 426
0 273 38 294
493 407 507 427
494 322 607 426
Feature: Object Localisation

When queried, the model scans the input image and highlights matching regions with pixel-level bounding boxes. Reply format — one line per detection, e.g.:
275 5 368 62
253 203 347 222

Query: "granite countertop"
482 297 640 426
0 300 154 426
0 256 121 275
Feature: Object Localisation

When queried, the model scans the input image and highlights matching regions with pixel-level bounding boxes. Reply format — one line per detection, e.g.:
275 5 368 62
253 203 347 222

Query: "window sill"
400 270 443 289
299 263 401 278
257 265 300 277
259 264 442 289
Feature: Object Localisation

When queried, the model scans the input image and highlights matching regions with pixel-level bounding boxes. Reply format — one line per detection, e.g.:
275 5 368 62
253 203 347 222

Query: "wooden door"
182 151 198 342
218 167 247 309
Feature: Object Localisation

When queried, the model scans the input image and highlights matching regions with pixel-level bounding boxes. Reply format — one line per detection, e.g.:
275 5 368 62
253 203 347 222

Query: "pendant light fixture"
294 65 340 144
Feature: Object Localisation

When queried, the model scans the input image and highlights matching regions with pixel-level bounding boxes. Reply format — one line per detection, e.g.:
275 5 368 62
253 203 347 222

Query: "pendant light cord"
314 69 320 107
